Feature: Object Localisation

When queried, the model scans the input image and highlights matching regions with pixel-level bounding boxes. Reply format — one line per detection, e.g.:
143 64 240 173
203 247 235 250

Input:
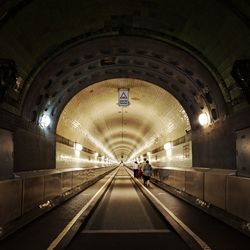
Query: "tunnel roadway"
0 166 250 249
66 167 189 250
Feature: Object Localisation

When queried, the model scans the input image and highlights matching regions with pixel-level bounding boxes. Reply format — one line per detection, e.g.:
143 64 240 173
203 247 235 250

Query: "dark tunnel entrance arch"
19 34 231 170
22 35 227 131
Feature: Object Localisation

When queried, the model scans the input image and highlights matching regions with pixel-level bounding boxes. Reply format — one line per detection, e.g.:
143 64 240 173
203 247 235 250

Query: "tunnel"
56 78 192 169
0 1 250 249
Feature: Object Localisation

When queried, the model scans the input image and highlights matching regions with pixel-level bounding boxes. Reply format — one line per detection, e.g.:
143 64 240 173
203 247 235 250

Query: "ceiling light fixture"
164 142 172 151
74 143 83 151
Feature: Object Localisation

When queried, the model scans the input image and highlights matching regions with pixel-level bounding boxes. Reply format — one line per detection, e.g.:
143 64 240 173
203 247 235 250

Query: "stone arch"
22 35 227 133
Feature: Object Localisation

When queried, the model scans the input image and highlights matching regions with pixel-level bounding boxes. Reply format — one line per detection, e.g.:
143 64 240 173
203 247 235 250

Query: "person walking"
142 160 152 187
137 162 142 178
141 158 147 181
132 161 139 178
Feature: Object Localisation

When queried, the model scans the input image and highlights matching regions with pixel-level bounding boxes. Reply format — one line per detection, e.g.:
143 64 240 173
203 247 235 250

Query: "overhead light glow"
198 113 209 126
128 135 157 162
40 114 51 128
75 126 116 161
164 142 172 151
74 143 83 151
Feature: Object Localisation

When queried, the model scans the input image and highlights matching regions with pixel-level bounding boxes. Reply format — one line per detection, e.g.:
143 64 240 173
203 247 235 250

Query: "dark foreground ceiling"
0 0 249 117
0 0 249 161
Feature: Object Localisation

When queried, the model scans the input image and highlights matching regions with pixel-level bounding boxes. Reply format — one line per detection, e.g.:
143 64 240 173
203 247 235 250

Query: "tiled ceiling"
57 78 190 161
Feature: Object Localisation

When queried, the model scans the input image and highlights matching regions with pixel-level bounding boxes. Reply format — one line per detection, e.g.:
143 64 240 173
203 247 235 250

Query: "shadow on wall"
0 128 13 180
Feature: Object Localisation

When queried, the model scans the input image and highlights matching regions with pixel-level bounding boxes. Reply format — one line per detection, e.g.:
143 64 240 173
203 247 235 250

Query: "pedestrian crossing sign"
118 89 129 106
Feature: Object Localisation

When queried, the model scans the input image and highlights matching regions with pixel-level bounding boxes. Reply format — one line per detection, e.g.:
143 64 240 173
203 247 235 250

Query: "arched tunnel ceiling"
56 79 190 161
19 34 228 134
0 0 249 117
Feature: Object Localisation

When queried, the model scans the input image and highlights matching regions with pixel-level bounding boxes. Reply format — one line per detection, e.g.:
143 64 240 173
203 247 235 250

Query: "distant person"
140 158 147 173
132 161 139 178
137 162 142 178
141 158 147 168
142 160 152 187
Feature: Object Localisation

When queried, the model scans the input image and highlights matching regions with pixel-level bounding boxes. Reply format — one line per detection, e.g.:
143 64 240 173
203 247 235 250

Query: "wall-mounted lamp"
198 112 210 126
40 114 51 128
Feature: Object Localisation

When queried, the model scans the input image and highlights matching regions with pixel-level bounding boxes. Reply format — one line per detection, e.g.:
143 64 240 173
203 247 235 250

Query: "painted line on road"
47 168 119 250
127 168 211 250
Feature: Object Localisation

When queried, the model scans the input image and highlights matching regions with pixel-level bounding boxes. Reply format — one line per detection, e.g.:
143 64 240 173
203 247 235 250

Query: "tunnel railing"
127 164 250 235
0 165 117 239
150 167 250 235
1 165 250 238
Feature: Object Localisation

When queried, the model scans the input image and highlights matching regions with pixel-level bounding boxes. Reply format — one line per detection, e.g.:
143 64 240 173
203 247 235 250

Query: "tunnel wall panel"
0 179 22 226
150 141 192 169
172 170 186 191
22 176 44 214
204 173 227 209
44 173 62 201
62 171 73 192
236 127 250 177
227 176 250 222
56 142 108 169
0 128 13 180
72 170 82 187
185 171 204 200
164 169 174 186
192 121 235 169
14 128 55 172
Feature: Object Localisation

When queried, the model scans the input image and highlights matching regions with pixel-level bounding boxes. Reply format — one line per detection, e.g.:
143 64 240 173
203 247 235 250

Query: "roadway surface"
67 167 189 250
1 166 250 249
